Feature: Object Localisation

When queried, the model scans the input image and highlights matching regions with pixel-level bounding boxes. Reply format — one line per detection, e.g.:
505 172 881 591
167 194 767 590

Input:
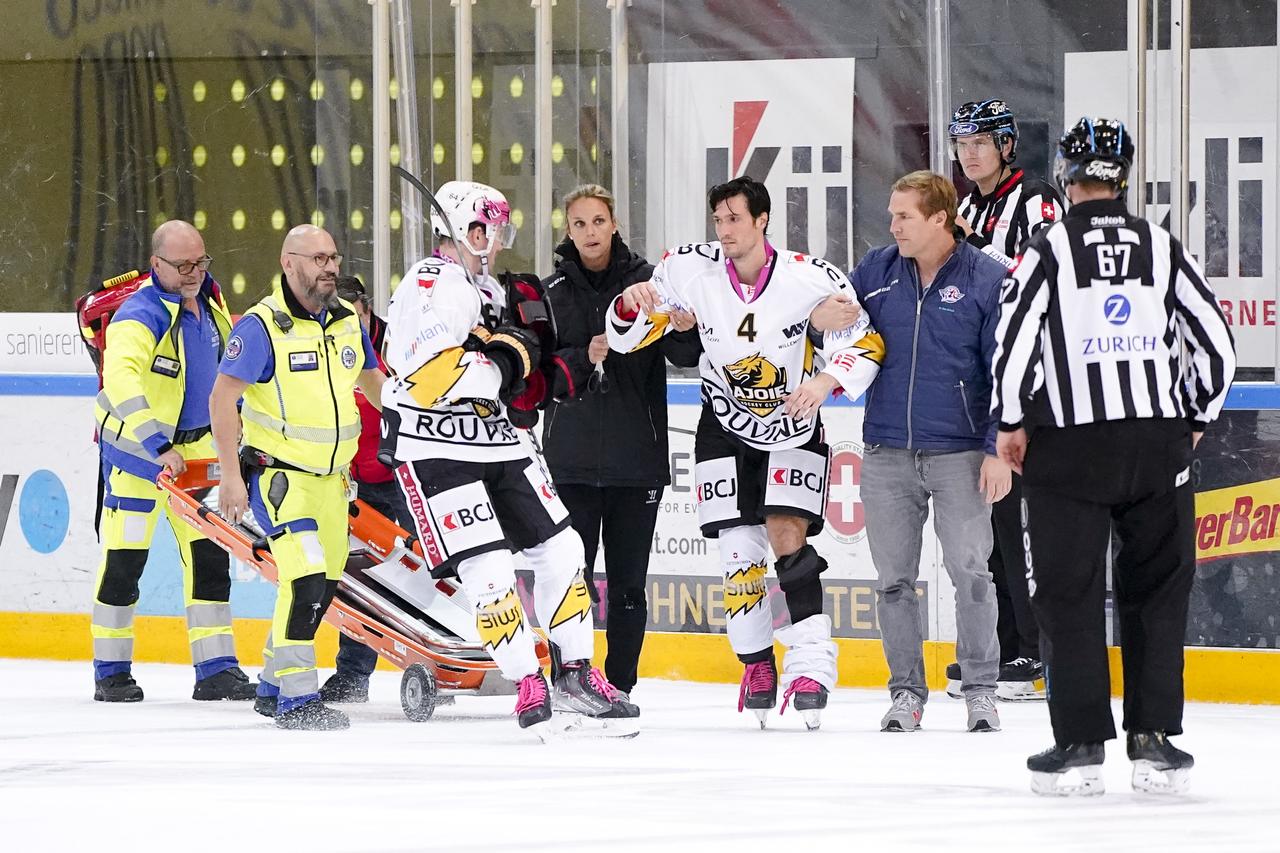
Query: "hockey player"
994 119 1234 795
945 99 1065 701
607 176 884 730
380 180 638 740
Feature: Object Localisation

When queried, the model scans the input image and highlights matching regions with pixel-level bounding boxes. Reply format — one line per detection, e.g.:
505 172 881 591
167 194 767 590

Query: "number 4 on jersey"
737 312 757 342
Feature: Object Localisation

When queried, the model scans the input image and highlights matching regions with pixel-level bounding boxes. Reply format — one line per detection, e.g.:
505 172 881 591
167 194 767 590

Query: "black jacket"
541 233 700 487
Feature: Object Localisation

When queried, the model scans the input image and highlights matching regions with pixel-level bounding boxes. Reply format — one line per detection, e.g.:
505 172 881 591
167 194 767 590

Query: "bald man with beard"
210 225 385 730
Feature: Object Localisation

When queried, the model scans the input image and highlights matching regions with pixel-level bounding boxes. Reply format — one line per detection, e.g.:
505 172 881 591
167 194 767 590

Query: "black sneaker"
94 672 143 703
319 671 370 704
254 694 278 718
1028 742 1105 796
193 667 257 701
275 699 350 731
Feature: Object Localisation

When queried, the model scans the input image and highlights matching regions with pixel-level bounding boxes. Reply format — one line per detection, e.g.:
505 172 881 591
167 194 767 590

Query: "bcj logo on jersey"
440 502 495 533
1104 294 1131 325
939 286 965 304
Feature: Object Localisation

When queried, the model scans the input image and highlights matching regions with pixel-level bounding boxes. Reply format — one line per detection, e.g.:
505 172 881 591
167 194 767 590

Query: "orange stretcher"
157 458 550 721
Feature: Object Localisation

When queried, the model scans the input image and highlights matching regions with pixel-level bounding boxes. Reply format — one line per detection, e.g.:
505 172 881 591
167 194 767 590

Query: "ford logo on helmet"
949 121 980 136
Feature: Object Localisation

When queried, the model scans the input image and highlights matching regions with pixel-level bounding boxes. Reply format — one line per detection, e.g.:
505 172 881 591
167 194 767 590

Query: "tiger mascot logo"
723 353 788 416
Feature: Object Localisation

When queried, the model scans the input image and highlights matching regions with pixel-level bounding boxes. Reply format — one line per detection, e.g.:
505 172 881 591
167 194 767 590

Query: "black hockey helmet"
948 99 1018 163
1053 117 1135 194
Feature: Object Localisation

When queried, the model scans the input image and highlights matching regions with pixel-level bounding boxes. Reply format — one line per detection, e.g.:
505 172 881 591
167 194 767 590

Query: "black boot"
193 666 258 701
1128 731 1193 794
94 672 143 703
319 671 370 703
553 660 639 718
275 699 350 731
254 694 277 718
1027 742 1105 796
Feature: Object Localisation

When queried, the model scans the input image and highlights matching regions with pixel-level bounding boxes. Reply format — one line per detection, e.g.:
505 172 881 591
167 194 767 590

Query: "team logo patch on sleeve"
1042 201 1056 221
341 345 358 369
226 335 243 360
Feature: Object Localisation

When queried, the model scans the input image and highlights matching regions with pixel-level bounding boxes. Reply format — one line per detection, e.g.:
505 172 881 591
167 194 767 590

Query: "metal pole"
534 0 553 275
609 0 630 243
925 0 952 176
454 0 474 183
1274 3 1279 378
370 0 391 315
391 0 424 269
1127 0 1147 217
1170 0 1191 241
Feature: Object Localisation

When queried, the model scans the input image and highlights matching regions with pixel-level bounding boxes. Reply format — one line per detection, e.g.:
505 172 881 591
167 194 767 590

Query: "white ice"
1 658 1277 852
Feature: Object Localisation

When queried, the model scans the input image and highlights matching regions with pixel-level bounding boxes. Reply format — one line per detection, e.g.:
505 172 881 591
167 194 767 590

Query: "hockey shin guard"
523 527 595 663
719 525 773 661
458 550 539 680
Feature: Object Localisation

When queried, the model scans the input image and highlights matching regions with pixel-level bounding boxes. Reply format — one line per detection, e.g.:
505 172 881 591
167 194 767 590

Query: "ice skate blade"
548 711 640 740
752 708 770 730
1030 767 1105 797
1131 761 1191 795
523 719 555 744
996 680 1046 702
800 709 821 731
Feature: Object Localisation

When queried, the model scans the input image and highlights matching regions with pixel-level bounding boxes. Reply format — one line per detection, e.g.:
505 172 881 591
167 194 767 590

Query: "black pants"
557 483 663 694
336 479 413 678
991 473 1040 662
1022 418 1195 746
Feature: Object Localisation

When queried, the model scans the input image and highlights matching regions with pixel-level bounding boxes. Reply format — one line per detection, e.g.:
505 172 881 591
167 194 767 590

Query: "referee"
992 118 1235 797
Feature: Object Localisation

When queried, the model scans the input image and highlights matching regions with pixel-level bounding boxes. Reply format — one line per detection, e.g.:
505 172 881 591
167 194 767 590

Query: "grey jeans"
862 446 999 701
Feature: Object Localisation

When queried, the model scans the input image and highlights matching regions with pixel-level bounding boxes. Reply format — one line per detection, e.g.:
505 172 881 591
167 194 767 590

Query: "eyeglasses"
157 255 213 276
287 251 344 268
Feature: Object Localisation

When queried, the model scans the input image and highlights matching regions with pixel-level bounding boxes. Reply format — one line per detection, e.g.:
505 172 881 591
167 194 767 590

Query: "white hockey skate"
1027 743 1105 797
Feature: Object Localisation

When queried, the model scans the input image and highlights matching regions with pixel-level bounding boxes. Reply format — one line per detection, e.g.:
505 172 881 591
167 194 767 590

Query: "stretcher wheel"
400 663 438 722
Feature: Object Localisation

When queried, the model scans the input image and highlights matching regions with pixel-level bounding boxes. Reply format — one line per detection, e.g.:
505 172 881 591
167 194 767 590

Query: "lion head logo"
723 353 788 416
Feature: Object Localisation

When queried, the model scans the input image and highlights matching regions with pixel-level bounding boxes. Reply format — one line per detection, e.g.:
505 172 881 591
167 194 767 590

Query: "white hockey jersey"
606 241 884 450
381 255 528 463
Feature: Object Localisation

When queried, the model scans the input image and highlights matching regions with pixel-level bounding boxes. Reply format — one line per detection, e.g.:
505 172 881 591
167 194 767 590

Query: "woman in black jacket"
540 184 699 697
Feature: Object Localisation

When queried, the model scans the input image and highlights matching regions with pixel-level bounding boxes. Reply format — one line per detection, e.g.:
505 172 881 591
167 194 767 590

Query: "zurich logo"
949 121 979 136
1103 294 1131 325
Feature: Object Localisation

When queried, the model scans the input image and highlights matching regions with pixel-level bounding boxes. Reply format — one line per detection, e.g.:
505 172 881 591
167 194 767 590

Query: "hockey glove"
483 325 542 399
506 368 547 430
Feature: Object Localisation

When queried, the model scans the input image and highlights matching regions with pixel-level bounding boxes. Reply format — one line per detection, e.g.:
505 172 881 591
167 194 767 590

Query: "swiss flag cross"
1041 201 1056 221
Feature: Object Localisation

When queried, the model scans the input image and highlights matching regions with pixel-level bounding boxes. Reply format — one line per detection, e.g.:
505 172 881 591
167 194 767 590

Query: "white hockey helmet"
430 180 516 257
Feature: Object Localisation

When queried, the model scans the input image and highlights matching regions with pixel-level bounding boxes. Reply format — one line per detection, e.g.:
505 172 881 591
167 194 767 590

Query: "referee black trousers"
1021 418 1196 746
991 473 1040 662
557 484 662 694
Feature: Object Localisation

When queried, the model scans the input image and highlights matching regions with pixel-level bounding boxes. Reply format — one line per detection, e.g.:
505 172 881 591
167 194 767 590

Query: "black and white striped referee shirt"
959 169 1064 269
992 198 1235 431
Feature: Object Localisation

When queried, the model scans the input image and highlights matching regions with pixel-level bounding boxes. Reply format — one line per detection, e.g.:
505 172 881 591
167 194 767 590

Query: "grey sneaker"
966 693 1001 732
880 690 924 732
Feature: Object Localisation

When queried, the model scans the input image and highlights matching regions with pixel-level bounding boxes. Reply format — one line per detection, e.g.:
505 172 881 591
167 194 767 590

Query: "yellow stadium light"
310 145 324 167
155 146 169 167
271 144 286 167
153 211 166 228
193 145 207 167
389 77 399 100
511 209 524 229
509 142 524 165
231 79 245 102
590 76 597 96
350 209 365 230
433 143 445 165
551 75 564 98
232 273 246 294
390 210 402 231
551 208 565 230
192 80 207 103
590 143 598 162
350 144 365 166
310 79 324 100
431 77 444 100
311 209 325 228
509 76 524 98
390 143 401 167
270 79 286 102
472 142 484 165
154 82 167 103
271 209 286 231
350 78 364 101
390 272 402 293
551 141 564 164
232 210 246 231
194 210 208 230
471 76 484 99
231 145 246 167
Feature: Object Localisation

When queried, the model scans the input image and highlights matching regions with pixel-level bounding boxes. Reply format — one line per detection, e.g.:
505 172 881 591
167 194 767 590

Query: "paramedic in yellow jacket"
210 224 385 731
92 219 258 703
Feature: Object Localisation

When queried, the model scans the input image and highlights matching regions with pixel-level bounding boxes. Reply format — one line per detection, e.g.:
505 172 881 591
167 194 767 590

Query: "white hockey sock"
457 550 538 681
719 524 773 658
523 527 595 663
776 613 837 692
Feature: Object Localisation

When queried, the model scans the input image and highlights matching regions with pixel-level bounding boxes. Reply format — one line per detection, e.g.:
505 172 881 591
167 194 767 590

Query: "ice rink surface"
1 659 1276 852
